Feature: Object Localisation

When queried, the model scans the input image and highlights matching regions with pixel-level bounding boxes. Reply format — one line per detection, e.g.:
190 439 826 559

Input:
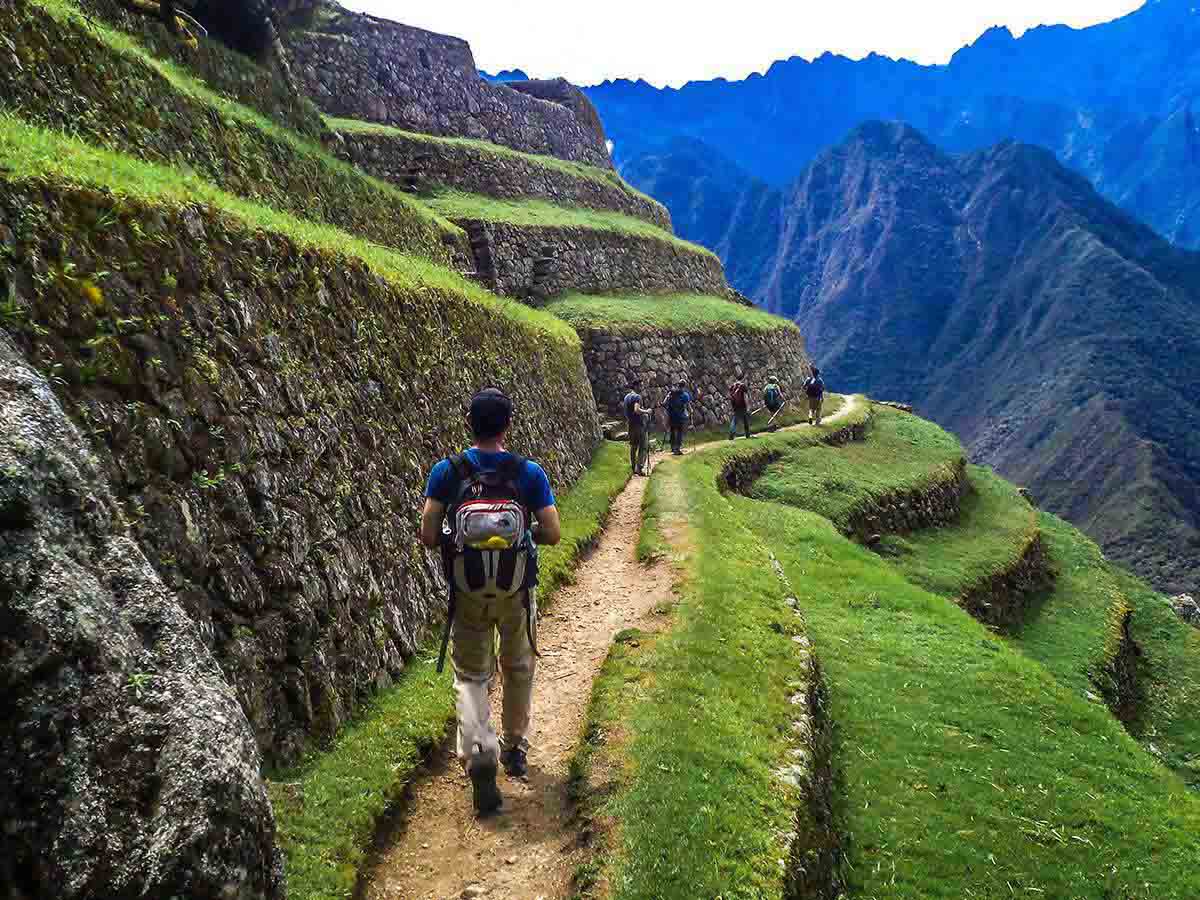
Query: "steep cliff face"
735 122 1200 595
1 332 282 899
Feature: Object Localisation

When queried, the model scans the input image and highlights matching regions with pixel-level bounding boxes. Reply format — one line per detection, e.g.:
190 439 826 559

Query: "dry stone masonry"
467 221 728 300
576 324 811 425
0 183 600 766
330 127 670 228
284 8 613 167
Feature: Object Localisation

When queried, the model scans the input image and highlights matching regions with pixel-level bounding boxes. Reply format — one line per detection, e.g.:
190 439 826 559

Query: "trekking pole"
766 399 789 430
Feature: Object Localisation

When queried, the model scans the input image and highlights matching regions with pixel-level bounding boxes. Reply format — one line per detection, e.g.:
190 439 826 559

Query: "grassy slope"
269 441 631 900
426 191 717 257
749 407 963 532
327 117 665 213
880 461 1200 785
879 465 1038 599
544 292 796 334
1114 568 1200 786
13 0 461 258
735 418 1200 898
0 114 571 343
572 405 870 899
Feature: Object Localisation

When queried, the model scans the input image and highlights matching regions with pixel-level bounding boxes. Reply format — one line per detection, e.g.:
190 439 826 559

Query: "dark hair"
469 387 513 440
811 367 821 376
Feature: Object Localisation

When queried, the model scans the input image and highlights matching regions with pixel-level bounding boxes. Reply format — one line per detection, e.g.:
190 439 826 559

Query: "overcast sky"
340 0 1144 88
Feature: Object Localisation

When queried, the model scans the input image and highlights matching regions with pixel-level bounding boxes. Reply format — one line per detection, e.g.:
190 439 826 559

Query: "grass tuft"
426 191 718 258
545 292 798 334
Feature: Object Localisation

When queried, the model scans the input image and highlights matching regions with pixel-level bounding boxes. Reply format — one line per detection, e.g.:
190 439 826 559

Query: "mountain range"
585 0 1200 247
641 121 1200 594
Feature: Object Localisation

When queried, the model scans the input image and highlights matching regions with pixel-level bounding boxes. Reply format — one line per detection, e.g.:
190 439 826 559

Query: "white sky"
340 0 1144 88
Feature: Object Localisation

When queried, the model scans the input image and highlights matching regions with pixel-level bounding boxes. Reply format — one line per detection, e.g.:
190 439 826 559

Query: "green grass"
9 0 460 257
879 465 1039 599
1114 567 1200 786
0 114 574 344
544 292 797 334
572 407 870 898
425 191 717 258
326 117 666 214
749 405 963 532
268 441 630 900
727 416 1200 897
682 393 847 446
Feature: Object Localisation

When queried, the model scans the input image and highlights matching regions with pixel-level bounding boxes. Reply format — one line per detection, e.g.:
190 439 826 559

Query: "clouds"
341 0 1143 88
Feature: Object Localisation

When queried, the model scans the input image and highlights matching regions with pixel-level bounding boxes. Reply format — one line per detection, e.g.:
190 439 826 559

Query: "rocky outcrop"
575 323 811 425
330 127 670 228
463 220 726 300
284 6 612 168
1171 593 1200 628
0 180 600 765
0 332 282 899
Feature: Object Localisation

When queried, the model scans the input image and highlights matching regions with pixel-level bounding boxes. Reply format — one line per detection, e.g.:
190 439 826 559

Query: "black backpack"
805 376 824 398
436 453 539 671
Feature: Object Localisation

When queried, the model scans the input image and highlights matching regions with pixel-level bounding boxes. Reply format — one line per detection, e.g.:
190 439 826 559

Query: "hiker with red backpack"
728 378 753 440
419 388 562 816
805 367 826 425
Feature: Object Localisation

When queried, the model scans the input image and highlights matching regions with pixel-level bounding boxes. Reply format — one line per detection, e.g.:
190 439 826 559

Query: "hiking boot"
501 745 529 778
468 754 502 816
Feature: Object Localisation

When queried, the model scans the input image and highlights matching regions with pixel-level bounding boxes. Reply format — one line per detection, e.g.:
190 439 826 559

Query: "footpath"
365 399 857 899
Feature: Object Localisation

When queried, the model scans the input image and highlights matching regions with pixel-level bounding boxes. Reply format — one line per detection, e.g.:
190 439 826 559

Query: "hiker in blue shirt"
665 378 694 455
420 388 561 816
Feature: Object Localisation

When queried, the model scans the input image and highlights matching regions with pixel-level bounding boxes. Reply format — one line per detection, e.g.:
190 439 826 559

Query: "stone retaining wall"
331 128 670 228
284 8 612 168
575 324 811 426
0 181 600 768
465 220 727 300
957 531 1055 631
844 457 970 541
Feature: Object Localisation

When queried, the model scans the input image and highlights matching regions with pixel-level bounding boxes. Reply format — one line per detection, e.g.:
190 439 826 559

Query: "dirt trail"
365 398 859 900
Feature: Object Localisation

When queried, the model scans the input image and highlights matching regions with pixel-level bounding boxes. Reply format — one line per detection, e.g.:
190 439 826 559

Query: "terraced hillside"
572 403 1200 898
0 0 808 896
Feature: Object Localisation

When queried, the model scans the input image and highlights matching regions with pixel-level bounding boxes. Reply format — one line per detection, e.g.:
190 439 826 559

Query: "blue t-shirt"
425 449 555 511
666 390 692 423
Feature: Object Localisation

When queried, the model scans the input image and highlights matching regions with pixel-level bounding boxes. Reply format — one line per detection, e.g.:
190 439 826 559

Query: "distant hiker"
665 378 694 455
623 380 653 475
420 388 562 816
728 378 752 440
805 367 826 426
763 374 786 430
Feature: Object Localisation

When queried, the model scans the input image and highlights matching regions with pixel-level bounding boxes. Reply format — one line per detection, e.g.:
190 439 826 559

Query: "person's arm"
532 505 561 545
419 497 447 548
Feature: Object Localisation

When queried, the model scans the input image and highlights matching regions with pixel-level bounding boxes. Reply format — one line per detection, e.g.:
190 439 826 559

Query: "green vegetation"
731 416 1200 898
749 405 963 532
4 0 460 260
327 117 666 214
1115 568 1200 786
0 114 572 343
572 406 869 898
269 441 630 900
879 465 1038 598
426 191 718 257
682 393 847 446
545 292 796 334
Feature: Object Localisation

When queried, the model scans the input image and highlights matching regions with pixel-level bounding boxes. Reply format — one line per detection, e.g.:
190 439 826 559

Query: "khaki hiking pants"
452 588 537 766
808 397 823 425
